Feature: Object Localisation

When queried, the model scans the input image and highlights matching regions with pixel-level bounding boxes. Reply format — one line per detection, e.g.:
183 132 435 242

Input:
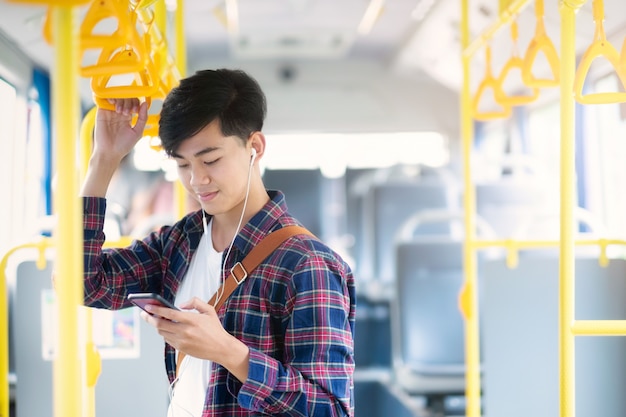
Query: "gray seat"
348 166 461 286
391 211 494 406
11 258 169 417
475 179 548 238
262 168 325 237
393 238 467 393
482 255 626 417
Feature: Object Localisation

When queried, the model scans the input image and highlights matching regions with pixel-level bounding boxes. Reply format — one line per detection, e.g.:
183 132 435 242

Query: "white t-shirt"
167 219 222 417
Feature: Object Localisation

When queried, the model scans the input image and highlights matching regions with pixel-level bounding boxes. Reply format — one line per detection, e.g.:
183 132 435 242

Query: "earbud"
250 148 257 166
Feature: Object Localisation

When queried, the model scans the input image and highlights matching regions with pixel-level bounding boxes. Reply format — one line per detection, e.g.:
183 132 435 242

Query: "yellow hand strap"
496 21 540 106
522 0 560 88
473 46 512 121
574 0 626 104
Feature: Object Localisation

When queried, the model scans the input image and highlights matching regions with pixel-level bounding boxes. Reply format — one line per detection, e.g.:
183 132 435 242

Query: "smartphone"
127 293 180 315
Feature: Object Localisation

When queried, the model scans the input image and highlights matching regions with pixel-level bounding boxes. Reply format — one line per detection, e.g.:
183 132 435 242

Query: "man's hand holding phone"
128 293 180 321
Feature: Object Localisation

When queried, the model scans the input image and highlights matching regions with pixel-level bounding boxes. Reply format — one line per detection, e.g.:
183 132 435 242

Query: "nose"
189 164 210 187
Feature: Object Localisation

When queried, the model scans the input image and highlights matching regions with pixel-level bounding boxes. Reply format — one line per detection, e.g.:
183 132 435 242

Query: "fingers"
144 303 180 322
106 98 141 116
133 101 149 133
180 297 216 315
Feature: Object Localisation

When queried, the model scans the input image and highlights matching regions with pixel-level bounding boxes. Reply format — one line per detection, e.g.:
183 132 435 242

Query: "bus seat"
263 168 324 238
348 165 461 289
475 178 549 238
512 206 611 258
390 211 494 407
367 177 460 286
12 259 168 417
482 255 626 417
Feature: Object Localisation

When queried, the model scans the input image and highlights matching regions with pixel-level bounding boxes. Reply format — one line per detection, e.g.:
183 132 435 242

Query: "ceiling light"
411 0 436 22
357 0 385 36
225 0 239 35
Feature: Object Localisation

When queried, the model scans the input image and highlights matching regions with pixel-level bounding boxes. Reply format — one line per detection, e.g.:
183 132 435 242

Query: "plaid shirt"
83 190 356 416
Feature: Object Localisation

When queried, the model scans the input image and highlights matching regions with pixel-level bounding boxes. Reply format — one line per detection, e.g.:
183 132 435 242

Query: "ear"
248 131 266 162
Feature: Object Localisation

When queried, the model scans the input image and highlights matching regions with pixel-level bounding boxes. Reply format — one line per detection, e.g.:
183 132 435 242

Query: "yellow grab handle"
458 281 473 320
84 341 102 387
80 0 137 50
91 49 160 98
496 56 540 106
522 0 559 88
497 21 540 106
82 46 147 77
574 0 626 104
473 47 512 120
7 0 90 4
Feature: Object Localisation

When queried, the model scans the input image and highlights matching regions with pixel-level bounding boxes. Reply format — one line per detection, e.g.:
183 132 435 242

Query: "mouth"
196 190 218 202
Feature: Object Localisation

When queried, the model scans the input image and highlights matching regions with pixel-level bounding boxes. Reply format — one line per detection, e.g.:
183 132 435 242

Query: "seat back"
263 168 324 237
482 255 626 417
12 259 168 417
475 179 547 238
390 211 493 394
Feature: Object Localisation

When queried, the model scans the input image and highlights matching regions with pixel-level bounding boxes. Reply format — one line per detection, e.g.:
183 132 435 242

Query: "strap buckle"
230 262 248 285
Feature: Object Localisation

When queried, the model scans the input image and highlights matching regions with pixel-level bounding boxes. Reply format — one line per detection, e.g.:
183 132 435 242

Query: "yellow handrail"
463 0 534 60
0 233 136 417
573 0 626 104
0 237 52 417
522 0 560 88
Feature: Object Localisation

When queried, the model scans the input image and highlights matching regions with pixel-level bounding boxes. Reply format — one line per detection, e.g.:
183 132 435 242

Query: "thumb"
132 101 149 133
181 297 216 314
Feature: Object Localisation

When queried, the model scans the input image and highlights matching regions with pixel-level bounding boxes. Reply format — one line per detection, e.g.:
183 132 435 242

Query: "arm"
81 99 148 197
81 99 157 309
82 196 173 309
236 255 355 416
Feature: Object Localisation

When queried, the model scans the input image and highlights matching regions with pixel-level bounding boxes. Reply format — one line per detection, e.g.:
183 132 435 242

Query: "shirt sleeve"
82 196 170 309
231 253 355 416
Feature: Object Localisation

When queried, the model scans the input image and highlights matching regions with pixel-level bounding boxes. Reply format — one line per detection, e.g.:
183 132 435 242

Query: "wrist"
79 153 121 197
221 335 250 383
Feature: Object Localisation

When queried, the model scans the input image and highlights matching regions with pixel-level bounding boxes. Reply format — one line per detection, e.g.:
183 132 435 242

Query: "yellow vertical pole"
79 107 100 417
175 0 187 77
559 1 585 416
155 0 167 37
174 0 187 218
460 0 481 416
51 6 83 417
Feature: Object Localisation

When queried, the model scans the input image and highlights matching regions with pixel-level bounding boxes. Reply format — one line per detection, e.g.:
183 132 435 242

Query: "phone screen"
127 293 180 314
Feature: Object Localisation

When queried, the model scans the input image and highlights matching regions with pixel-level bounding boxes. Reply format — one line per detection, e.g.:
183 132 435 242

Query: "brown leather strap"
176 225 313 375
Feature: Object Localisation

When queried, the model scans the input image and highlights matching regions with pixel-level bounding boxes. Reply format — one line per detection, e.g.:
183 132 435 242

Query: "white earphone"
250 148 257 165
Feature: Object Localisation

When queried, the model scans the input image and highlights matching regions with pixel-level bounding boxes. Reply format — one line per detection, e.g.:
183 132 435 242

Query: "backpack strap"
176 225 314 375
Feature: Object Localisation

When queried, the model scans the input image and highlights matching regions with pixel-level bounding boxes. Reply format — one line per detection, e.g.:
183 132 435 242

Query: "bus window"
588 73 626 238
0 77 17 255
526 99 561 208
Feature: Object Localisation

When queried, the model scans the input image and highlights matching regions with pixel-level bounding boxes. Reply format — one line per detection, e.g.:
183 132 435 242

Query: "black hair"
158 69 267 156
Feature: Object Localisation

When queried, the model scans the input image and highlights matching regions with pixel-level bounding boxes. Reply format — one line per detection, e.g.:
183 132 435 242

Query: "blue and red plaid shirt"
83 190 356 416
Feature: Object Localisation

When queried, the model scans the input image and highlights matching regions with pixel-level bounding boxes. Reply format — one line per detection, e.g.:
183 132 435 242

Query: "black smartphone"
127 293 180 315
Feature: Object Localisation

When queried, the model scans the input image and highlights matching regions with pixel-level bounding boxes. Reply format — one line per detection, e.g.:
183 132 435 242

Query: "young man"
81 69 356 416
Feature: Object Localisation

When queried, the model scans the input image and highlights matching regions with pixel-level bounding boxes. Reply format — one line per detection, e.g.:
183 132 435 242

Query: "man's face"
171 120 250 216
